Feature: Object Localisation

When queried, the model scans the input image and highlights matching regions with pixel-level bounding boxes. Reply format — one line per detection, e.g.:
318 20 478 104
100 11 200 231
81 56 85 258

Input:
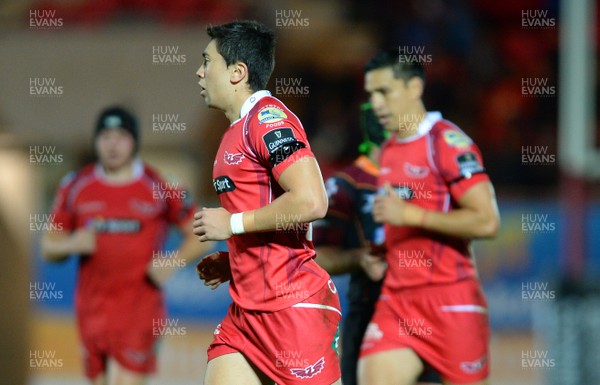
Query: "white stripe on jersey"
291 303 342 317
440 304 488 314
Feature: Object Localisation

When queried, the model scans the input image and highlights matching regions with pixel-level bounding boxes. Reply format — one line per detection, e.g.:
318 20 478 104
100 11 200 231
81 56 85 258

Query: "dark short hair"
207 20 275 92
364 48 425 84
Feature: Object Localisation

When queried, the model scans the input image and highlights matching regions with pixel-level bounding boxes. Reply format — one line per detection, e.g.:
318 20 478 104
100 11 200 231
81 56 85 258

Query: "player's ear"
407 76 424 100
230 61 248 85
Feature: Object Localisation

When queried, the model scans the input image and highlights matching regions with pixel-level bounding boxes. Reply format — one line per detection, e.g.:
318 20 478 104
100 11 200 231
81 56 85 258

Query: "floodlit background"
0 0 598 384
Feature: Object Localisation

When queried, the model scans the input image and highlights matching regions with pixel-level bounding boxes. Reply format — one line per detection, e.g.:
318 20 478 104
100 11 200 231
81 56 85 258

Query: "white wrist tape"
230 212 245 235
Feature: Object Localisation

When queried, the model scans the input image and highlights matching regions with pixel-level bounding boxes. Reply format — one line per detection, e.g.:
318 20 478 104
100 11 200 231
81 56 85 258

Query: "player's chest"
379 139 441 198
74 185 164 220
214 138 249 175
212 125 264 195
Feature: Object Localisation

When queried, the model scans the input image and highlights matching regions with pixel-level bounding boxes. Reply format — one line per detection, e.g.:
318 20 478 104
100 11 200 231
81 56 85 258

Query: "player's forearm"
315 246 361 275
42 228 96 261
240 185 327 233
172 235 215 268
40 234 76 261
411 204 499 239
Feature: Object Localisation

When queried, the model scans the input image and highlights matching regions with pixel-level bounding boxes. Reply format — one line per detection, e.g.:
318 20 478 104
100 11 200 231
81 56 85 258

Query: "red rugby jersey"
49 159 195 333
379 112 490 289
213 90 328 311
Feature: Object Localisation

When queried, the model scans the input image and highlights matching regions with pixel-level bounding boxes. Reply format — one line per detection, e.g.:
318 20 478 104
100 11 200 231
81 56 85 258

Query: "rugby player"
358 49 500 385
192 21 342 385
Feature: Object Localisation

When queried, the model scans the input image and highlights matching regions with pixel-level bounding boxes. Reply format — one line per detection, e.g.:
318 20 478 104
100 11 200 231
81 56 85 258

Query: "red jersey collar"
236 90 272 123
94 157 144 183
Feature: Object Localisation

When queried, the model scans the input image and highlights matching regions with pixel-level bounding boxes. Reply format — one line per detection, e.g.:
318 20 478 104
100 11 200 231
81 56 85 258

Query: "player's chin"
384 122 398 132
102 157 130 170
201 92 214 105
202 98 217 109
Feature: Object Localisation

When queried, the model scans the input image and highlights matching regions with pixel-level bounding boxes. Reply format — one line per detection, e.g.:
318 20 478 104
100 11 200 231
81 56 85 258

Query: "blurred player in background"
358 49 500 385
41 106 211 385
192 20 342 385
313 102 441 385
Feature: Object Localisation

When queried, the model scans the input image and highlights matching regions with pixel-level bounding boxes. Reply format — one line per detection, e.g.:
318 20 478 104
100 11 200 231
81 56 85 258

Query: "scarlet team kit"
50 159 195 377
49 97 489 383
208 90 342 384
360 111 491 383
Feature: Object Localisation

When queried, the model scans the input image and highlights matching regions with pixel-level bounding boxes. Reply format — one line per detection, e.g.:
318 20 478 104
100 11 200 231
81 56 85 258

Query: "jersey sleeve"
312 175 356 246
48 172 77 232
434 127 490 201
246 102 315 180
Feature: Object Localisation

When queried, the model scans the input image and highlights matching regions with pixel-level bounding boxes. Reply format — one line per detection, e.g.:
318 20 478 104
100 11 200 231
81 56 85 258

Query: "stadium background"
0 0 598 384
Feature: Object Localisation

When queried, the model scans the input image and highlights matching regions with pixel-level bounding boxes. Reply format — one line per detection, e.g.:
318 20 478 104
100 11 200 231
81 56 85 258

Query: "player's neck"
100 159 135 183
224 87 254 123
396 104 427 139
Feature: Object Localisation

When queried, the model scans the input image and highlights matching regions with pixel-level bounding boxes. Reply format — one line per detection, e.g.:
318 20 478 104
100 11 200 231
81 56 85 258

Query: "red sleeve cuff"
449 173 490 201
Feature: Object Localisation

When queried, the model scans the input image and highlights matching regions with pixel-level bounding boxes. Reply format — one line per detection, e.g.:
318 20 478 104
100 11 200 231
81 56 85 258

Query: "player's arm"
373 181 499 239
40 172 93 262
40 228 96 262
194 157 327 241
250 156 328 230
315 246 362 275
421 181 499 238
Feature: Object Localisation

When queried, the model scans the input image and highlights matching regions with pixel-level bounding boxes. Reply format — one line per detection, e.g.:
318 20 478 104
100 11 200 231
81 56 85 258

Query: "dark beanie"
94 106 140 152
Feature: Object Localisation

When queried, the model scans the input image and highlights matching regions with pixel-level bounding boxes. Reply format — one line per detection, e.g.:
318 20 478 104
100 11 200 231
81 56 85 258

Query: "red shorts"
80 329 158 379
360 278 490 384
208 280 342 384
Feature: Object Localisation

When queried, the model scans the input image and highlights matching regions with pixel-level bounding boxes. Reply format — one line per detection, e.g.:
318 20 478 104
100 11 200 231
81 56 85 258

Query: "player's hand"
193 207 232 241
373 183 423 227
70 227 96 255
359 252 388 282
373 183 405 225
196 251 231 290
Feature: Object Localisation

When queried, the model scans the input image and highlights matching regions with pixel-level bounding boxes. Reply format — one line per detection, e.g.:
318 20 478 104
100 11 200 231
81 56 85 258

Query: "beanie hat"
94 106 139 152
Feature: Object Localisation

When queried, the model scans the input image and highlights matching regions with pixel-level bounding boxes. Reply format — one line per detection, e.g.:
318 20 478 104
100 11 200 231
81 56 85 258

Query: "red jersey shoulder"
141 163 190 189
140 163 188 195
141 163 195 217
249 96 305 144
244 96 312 174
50 164 97 221
56 164 96 195
430 119 486 183
67 164 95 183
431 120 475 151
252 96 299 126
141 163 162 182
